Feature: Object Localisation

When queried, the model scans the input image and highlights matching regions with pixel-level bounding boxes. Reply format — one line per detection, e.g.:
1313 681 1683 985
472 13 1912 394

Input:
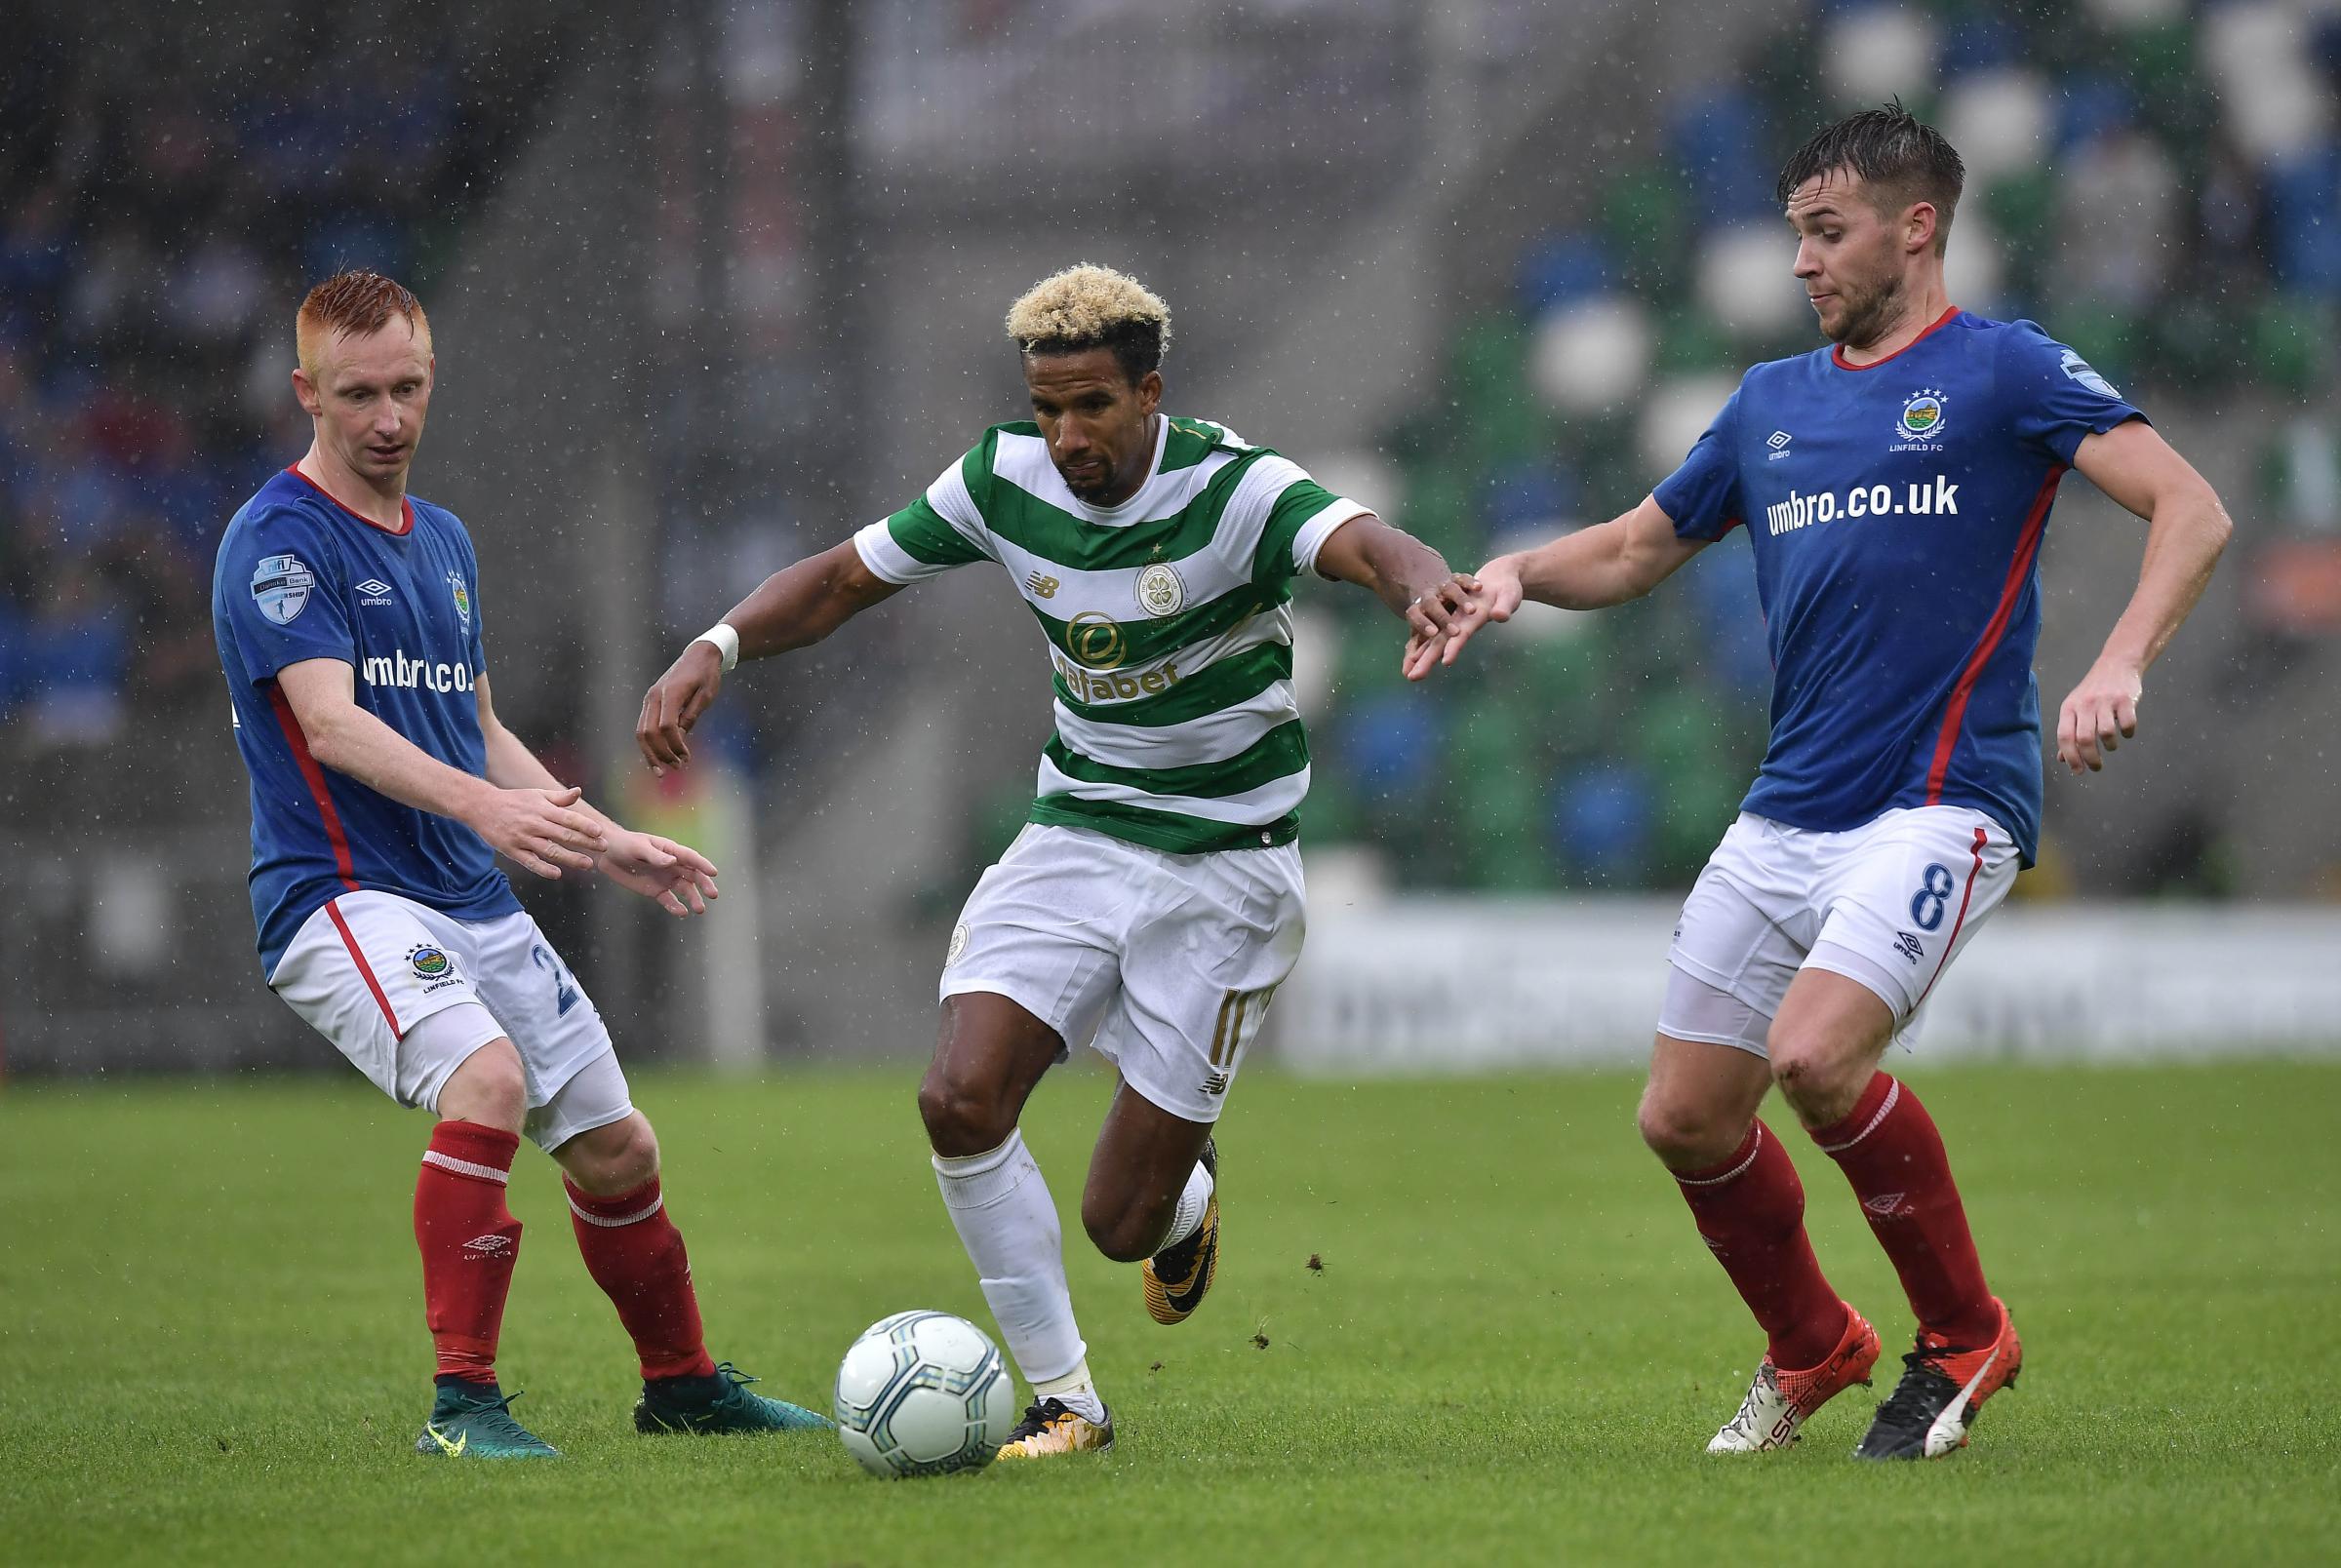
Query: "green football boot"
414 1381 561 1459
633 1361 834 1435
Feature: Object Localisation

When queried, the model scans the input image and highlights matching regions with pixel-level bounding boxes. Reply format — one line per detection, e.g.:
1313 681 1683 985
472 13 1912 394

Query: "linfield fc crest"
1136 562 1185 617
1896 389 1948 443
448 572 472 634
945 923 969 967
251 554 315 625
407 944 453 980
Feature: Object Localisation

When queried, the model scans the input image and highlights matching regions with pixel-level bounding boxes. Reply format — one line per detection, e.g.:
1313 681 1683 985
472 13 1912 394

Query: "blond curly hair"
1004 263 1171 376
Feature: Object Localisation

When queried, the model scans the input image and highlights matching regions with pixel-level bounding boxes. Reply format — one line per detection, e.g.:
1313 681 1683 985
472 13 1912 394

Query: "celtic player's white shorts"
267 889 631 1151
1658 806 2020 1057
941 823 1306 1123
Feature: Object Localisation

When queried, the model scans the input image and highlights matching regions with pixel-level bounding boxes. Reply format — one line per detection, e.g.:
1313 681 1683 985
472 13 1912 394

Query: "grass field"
4 1060 2337 1565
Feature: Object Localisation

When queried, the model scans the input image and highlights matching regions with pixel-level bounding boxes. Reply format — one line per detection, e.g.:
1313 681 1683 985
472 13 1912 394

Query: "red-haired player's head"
291 270 434 493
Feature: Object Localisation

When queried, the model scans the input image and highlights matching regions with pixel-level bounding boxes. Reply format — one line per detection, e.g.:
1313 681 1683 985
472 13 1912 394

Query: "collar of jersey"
1063 414 1170 526
1829 304 1962 372
286 464 416 536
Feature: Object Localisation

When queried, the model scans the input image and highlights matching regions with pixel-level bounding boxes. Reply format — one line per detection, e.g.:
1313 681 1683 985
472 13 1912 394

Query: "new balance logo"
355 579 395 605
1862 1193 1910 1218
1025 571 1060 599
1201 1071 1230 1097
462 1234 514 1259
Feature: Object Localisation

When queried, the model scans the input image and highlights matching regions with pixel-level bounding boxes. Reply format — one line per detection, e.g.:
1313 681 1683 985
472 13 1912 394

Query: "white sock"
1033 1359 1106 1424
1157 1159 1215 1253
932 1129 1089 1395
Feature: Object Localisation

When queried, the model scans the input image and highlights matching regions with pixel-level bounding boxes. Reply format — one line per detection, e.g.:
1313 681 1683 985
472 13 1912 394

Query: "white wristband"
694 621 740 673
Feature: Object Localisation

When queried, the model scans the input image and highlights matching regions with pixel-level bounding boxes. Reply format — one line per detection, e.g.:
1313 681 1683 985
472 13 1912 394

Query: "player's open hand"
638 641 725 774
598 829 721 917
2056 656 2143 774
1403 559 1523 681
470 784 608 880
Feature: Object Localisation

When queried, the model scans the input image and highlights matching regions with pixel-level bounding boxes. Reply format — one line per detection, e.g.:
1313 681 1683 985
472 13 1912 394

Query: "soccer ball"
833 1310 1014 1477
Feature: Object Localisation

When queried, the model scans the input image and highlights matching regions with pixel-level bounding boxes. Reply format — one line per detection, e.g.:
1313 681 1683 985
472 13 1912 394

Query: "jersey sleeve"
1999 321 2149 464
1650 381 1748 541
452 517 489 674
217 507 355 686
1245 458 1370 594
853 444 996 584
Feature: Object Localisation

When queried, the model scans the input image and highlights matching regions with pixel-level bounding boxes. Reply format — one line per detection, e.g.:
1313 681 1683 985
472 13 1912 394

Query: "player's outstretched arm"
275 657 610 881
474 671 718 917
1309 516 1479 681
1406 495 1706 679
637 538 905 774
2058 420 2233 775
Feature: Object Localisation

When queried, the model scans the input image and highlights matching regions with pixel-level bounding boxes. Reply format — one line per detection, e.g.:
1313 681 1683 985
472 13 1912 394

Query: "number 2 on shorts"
1910 863 1955 932
531 943 582 1016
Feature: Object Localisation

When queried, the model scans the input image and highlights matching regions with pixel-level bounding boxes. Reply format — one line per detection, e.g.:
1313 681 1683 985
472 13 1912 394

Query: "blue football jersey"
212 467 521 974
1652 309 2146 865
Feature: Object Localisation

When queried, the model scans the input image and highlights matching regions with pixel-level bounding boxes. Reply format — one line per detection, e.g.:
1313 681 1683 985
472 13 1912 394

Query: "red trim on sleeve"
1915 827 1989 1008
287 464 414 536
266 681 361 889
1924 465 2064 803
325 898 402 1036
1831 305 1962 372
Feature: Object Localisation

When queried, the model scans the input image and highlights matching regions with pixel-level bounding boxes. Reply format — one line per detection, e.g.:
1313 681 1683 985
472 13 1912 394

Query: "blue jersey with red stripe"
1651 308 2145 865
212 467 519 974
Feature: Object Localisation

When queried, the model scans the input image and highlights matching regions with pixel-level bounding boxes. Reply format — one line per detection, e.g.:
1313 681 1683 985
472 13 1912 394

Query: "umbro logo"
1024 572 1060 600
1863 1193 1911 1218
355 578 395 605
462 1234 514 1258
1893 931 1924 964
1766 430 1794 461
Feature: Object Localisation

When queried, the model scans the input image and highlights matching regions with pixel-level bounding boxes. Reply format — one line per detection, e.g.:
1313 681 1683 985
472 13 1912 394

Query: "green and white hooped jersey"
853 414 1368 855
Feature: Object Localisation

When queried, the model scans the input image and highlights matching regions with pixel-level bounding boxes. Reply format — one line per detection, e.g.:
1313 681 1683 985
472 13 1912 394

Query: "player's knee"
1080 1191 1161 1264
1767 1036 1860 1119
917 1064 1015 1157
1637 1090 1745 1169
562 1113 660 1196
438 1039 527 1131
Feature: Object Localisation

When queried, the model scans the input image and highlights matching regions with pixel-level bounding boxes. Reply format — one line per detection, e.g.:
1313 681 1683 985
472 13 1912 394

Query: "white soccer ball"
833 1310 1014 1477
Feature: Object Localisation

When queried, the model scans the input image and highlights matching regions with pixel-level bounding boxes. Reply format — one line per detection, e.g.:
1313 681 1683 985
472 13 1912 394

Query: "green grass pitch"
4 1060 2337 1564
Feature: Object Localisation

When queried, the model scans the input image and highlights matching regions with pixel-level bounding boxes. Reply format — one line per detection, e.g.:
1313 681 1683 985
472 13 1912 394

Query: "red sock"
414 1120 523 1384
1672 1120 1846 1370
565 1175 716 1382
1809 1073 1998 1347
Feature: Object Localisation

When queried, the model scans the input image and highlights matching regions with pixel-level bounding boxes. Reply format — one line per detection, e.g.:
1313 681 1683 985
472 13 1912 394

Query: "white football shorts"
1659 806 2019 1058
940 823 1306 1124
267 889 632 1151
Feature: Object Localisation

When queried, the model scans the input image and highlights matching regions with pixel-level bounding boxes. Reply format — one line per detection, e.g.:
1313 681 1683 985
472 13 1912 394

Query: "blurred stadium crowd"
0 34 540 750
1303 0 2341 889
3 1 2336 900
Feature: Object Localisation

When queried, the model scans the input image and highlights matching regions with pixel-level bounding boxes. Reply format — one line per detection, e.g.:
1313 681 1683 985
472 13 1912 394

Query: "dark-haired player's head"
1007 264 1169 505
292 270 435 488
1776 104 1965 350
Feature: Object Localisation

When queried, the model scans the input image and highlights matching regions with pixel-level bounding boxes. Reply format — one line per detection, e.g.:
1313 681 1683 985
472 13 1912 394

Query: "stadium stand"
1304 0 2341 892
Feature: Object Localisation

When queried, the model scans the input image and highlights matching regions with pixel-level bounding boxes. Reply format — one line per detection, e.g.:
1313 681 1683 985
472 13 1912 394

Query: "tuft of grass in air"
2 1060 2336 1565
